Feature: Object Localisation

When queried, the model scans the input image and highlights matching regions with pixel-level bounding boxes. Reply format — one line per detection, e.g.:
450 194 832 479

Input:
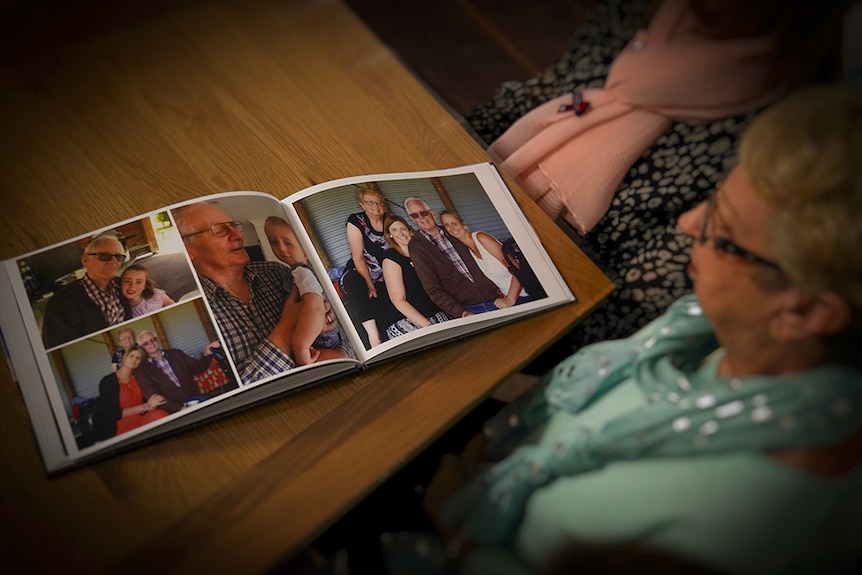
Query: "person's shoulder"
44 280 88 317
49 279 84 300
247 260 290 276
659 295 706 325
475 231 499 247
245 261 295 294
247 260 282 269
291 264 318 281
408 234 432 253
409 231 432 244
383 248 409 265
166 347 194 360
135 357 156 372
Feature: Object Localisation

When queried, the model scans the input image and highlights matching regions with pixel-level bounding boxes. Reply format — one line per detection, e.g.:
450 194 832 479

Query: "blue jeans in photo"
463 301 500 315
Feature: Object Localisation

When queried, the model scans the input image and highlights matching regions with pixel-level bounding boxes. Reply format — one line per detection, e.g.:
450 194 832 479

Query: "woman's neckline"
365 213 385 232
699 347 726 369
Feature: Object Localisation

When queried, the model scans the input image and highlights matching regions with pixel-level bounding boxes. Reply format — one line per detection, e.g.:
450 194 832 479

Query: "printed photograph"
19 212 198 350
45 301 237 450
170 195 355 386
294 172 547 351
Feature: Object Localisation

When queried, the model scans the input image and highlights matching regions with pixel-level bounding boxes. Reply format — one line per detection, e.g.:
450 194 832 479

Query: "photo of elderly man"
172 201 337 385
41 233 132 349
405 197 503 318
134 330 221 414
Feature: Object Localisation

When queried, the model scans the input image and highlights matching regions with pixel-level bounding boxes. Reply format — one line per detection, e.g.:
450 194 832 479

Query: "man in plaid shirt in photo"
173 202 336 385
41 232 132 348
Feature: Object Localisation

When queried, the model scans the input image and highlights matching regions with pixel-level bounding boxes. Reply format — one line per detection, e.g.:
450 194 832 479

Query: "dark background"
0 0 593 116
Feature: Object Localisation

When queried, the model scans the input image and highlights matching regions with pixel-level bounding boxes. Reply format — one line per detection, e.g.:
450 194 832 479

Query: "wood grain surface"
0 0 614 572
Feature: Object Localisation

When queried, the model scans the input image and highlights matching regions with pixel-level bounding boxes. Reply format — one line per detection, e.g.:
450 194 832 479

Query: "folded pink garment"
489 0 780 235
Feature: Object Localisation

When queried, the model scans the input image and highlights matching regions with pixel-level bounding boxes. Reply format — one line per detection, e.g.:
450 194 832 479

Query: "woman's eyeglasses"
181 221 243 239
408 210 431 220
86 252 126 262
361 200 386 208
699 196 782 271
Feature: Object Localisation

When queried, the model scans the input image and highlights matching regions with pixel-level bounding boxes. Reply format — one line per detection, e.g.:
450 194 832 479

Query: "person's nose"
677 202 703 240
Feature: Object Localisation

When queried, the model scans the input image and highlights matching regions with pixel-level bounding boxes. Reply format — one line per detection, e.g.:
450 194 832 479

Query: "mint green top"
442 295 862 574
465 375 862 574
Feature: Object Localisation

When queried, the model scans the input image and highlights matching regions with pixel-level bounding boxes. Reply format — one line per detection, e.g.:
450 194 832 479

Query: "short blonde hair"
740 84 862 315
264 215 292 230
356 187 388 208
116 328 135 339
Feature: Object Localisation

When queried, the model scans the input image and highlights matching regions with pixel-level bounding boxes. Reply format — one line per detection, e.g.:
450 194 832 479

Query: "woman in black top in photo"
339 187 401 348
382 215 451 339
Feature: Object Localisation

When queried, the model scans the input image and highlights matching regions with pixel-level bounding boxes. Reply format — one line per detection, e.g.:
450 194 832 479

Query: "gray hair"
171 204 196 240
403 196 430 213
137 330 159 346
84 232 123 254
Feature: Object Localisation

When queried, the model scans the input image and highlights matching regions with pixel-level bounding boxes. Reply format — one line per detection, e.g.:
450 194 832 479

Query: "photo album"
0 162 575 473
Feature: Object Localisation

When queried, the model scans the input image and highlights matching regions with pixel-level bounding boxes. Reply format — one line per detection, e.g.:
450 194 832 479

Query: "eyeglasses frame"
181 220 243 239
408 210 432 220
699 195 782 272
85 252 126 262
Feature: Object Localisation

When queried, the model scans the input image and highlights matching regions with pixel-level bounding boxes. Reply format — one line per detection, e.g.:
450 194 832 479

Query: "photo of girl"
120 263 176 318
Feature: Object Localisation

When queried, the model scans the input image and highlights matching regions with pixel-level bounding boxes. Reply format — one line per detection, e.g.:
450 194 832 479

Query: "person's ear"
770 291 852 341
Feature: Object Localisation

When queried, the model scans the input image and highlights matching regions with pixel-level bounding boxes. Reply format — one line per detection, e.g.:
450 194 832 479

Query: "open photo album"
0 163 575 473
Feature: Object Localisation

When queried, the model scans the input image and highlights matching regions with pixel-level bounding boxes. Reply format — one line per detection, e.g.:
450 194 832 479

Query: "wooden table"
0 0 614 572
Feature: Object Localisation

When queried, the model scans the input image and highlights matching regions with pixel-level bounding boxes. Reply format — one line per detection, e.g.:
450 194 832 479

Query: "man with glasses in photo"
172 201 335 385
42 232 132 348
134 330 221 414
404 197 503 318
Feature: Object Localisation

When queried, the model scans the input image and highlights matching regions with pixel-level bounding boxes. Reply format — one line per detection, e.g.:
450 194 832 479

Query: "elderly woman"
339 187 399 348
417 84 862 575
